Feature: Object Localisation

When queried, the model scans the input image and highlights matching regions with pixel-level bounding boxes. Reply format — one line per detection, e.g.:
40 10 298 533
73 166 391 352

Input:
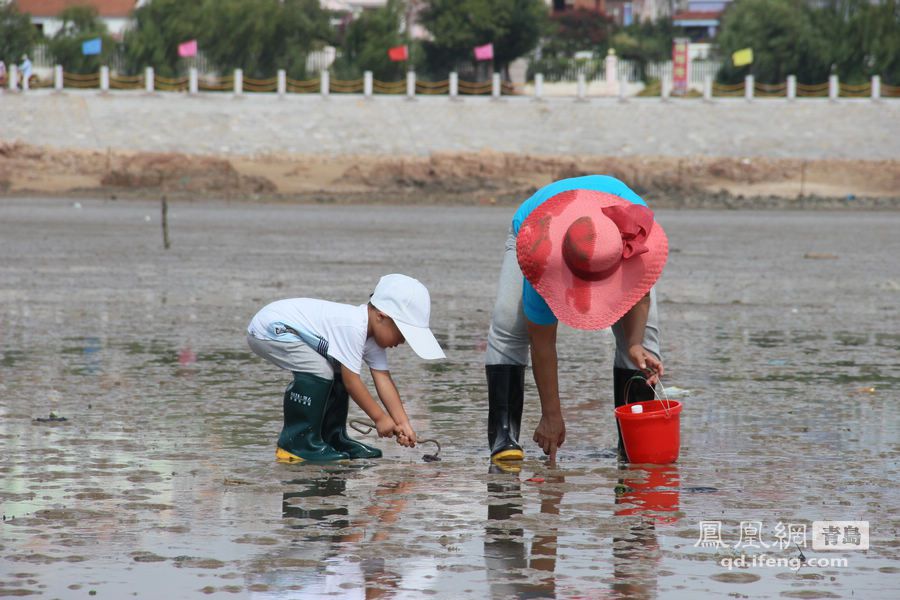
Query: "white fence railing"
533 58 722 83
645 60 721 85
33 42 337 78
32 41 721 84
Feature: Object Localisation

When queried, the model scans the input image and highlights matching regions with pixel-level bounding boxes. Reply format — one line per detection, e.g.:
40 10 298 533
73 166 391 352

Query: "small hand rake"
349 419 442 462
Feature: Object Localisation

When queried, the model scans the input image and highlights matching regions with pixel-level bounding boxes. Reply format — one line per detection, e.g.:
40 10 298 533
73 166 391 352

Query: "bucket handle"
623 374 673 417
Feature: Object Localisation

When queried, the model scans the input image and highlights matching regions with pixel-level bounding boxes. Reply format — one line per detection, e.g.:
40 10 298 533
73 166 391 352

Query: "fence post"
8 65 17 91
189 67 198 95
449 71 458 99
320 70 330 98
145 67 154 93
233 69 243 95
363 71 373 98
100 66 109 92
744 75 754 101
534 73 543 101
829 75 839 101
703 75 713 102
277 69 286 96
54 65 63 92
871 75 881 101
661 76 671 101
492 72 501 99
406 70 416 99
576 72 586 101
787 75 796 101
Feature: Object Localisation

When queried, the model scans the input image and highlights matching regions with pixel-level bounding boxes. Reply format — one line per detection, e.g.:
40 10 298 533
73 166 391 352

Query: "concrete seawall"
1 90 898 160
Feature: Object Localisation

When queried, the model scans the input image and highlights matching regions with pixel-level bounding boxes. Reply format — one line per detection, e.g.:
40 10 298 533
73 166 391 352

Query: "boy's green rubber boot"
276 372 349 463
487 364 525 462
321 371 382 459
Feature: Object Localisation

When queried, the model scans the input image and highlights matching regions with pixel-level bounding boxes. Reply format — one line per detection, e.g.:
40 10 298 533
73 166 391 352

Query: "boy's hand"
375 414 397 438
393 422 416 448
627 345 664 386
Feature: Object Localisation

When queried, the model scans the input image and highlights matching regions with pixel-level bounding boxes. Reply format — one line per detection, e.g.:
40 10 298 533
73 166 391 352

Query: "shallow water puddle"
1 200 898 598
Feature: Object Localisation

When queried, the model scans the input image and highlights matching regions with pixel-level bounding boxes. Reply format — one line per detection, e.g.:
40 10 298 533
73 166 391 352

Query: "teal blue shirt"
512 176 648 325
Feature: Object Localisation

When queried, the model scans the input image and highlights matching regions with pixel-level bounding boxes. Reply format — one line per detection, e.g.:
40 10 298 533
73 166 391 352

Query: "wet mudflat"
1 198 898 599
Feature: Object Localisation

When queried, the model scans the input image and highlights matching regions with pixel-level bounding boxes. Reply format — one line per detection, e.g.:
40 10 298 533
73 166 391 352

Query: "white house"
13 0 142 38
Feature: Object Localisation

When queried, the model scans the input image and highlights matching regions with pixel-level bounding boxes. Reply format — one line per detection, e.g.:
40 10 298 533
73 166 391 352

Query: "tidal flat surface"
1 199 898 599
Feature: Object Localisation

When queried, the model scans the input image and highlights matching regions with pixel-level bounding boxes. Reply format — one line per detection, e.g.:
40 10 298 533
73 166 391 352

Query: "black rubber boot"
486 364 525 462
614 367 655 461
276 372 349 462
321 371 382 459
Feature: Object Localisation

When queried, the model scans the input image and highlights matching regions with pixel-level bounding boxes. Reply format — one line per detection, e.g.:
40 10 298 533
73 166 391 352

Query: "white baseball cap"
370 274 445 360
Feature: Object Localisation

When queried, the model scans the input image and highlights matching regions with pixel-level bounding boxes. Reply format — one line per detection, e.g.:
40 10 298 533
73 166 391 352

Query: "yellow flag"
732 48 753 67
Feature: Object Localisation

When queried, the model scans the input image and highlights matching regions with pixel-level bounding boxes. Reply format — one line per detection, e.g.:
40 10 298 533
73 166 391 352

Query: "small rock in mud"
33 411 68 423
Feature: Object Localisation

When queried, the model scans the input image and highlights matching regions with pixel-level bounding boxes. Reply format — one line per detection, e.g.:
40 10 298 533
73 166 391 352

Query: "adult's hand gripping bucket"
615 381 682 464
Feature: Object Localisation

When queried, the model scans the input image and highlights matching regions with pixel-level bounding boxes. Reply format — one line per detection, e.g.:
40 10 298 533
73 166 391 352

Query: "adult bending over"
485 176 669 463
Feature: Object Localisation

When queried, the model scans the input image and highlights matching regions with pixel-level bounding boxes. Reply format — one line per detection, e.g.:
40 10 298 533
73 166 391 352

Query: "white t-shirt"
247 299 387 374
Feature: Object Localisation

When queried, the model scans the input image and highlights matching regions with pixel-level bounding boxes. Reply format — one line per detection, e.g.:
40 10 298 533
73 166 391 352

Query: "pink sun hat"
516 189 668 330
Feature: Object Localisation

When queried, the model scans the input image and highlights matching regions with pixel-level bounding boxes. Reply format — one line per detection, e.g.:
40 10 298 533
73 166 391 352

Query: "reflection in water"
611 465 680 600
485 466 564 599
282 476 350 541
614 464 681 525
267 472 420 599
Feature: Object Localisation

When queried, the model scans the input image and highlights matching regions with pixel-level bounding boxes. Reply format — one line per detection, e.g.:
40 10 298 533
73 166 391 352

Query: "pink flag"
474 43 494 62
178 40 198 58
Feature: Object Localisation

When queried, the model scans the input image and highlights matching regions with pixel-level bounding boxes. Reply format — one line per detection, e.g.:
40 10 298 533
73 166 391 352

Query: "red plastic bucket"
615 399 682 464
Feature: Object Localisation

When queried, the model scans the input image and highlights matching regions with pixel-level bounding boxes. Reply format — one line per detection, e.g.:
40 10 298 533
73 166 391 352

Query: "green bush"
48 6 117 74
0 2 36 67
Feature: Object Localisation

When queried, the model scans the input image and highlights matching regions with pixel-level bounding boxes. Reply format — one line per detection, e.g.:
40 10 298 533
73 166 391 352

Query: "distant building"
546 0 673 25
672 0 735 40
12 0 141 38
322 0 429 40
320 0 387 11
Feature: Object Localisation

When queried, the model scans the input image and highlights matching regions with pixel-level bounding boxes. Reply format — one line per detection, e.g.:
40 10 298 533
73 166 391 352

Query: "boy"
247 274 445 462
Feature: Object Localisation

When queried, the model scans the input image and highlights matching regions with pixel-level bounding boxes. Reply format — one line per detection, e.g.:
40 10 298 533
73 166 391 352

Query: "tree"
542 8 614 58
123 0 204 77
611 19 676 81
124 0 332 79
716 0 830 84
420 0 547 79
717 0 900 85
199 0 333 79
334 0 415 80
48 6 117 74
814 0 900 84
1 2 38 67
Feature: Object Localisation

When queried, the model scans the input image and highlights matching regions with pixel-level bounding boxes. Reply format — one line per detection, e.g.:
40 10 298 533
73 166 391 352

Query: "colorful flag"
388 45 408 62
732 48 753 67
178 40 198 58
81 37 102 56
474 43 494 62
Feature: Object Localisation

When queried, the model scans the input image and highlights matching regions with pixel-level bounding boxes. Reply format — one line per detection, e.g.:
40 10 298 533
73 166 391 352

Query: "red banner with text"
672 38 690 95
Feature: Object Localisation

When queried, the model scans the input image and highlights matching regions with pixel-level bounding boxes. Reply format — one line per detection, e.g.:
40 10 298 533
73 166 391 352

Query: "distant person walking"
0 60 7 87
19 54 32 90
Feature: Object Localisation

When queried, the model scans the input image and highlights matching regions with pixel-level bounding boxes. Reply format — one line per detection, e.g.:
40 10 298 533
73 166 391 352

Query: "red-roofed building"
11 0 142 38
672 0 735 40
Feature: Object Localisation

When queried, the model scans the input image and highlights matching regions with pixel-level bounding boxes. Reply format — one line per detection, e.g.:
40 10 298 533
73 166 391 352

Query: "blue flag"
82 38 102 56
